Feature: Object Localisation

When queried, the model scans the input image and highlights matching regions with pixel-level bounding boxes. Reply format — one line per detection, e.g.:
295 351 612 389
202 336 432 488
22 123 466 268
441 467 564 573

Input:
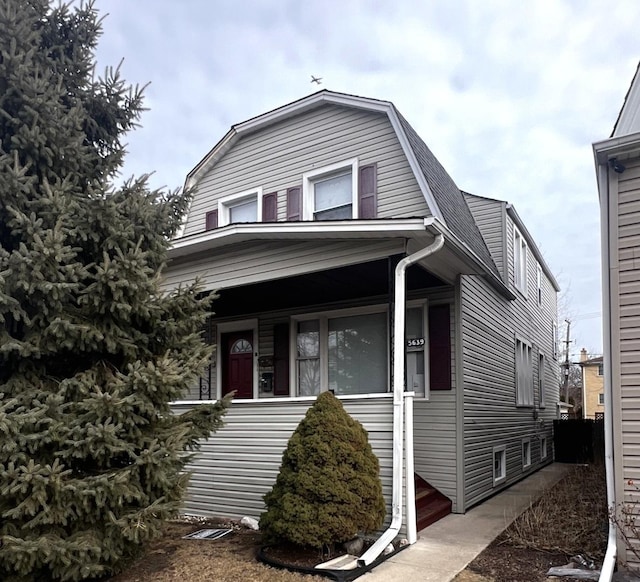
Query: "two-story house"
595 61 640 574
164 90 560 554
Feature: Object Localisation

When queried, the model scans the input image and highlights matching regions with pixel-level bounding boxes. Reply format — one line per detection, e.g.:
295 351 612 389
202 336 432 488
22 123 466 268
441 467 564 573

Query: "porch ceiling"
210 258 446 317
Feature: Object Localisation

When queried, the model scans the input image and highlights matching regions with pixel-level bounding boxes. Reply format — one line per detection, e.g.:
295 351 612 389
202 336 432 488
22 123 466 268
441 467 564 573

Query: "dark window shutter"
273 323 290 396
358 164 377 219
205 210 218 230
262 192 277 222
428 304 451 390
286 186 301 221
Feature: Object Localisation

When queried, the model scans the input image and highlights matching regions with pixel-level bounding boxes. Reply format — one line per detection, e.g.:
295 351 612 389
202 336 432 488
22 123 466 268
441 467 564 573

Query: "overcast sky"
92 0 639 359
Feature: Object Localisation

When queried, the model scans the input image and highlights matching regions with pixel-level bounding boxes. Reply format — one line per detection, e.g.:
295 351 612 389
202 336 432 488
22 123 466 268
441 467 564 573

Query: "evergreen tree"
259 392 386 549
0 1 227 580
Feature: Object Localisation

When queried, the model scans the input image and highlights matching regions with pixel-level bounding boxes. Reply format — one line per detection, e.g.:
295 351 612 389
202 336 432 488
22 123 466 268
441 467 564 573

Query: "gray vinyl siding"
460 216 558 508
413 288 458 511
163 238 405 292
182 104 430 236
172 396 395 528
464 194 506 280
612 157 640 569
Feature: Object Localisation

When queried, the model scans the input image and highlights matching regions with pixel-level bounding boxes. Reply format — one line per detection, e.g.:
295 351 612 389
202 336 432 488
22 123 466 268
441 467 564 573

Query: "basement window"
493 445 506 486
522 438 531 470
540 436 548 460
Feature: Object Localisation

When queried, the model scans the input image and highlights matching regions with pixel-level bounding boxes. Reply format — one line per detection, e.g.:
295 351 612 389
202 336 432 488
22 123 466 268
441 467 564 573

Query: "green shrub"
259 392 386 549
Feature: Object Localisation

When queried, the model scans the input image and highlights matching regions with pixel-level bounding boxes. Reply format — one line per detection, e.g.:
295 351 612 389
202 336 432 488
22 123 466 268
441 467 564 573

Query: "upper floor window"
597 363 604 376
536 265 543 306
302 159 359 221
516 337 533 407
552 322 558 359
514 227 528 295
218 188 263 226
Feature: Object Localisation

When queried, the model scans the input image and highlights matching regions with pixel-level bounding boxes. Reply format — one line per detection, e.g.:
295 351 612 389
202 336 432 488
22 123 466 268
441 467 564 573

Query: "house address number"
406 338 425 348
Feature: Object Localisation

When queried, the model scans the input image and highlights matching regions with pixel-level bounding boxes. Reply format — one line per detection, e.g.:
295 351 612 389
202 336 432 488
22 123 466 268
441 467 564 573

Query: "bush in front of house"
259 391 386 549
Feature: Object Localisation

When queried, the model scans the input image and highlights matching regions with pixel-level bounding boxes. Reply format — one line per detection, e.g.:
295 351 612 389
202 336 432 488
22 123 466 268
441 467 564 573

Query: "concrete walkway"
362 463 572 582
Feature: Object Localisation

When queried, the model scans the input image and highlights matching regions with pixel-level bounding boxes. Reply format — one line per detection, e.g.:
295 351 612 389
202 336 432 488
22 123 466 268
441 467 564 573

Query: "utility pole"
562 319 572 403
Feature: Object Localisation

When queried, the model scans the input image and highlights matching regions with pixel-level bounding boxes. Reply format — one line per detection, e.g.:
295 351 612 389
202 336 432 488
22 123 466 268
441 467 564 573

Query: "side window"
514 226 528 295
516 338 533 407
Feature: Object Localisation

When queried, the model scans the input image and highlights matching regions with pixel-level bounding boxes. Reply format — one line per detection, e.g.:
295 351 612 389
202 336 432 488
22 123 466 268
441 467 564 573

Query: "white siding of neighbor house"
412 287 458 511
162 238 406 293
460 215 558 509
172 396 396 529
608 157 640 570
182 104 430 237
464 194 507 281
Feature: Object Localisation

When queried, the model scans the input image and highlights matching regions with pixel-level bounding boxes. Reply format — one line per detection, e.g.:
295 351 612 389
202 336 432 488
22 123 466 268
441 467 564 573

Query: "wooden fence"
553 418 605 463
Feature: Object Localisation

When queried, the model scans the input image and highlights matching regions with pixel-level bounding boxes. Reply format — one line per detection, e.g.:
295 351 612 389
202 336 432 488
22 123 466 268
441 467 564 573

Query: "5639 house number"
406 338 425 348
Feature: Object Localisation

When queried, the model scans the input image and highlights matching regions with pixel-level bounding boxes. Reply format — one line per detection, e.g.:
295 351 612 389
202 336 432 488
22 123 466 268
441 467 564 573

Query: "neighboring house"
595 62 640 572
165 90 560 544
578 349 604 420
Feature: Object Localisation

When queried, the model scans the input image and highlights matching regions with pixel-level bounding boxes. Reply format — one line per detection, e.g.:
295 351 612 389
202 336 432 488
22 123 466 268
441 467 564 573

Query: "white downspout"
598 162 617 582
358 233 445 567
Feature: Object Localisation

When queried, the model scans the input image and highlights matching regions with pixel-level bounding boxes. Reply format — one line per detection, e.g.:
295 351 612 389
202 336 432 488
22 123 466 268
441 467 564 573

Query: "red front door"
222 330 254 399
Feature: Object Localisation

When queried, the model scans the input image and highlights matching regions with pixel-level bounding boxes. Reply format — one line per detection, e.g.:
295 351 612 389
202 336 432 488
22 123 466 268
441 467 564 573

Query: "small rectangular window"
540 437 548 460
552 322 558 359
493 446 506 485
599 393 605 405
597 364 604 376
218 188 263 226
522 438 531 469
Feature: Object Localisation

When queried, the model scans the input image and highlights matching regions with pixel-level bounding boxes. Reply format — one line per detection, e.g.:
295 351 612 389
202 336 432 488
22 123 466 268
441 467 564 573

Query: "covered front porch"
190 255 451 403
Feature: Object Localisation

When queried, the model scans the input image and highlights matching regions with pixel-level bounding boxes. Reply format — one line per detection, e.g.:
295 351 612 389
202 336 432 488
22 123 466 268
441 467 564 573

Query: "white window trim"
515 336 533 407
290 303 388 396
218 187 263 226
407 299 430 400
302 158 359 221
513 226 528 296
493 445 506 486
540 436 548 460
216 318 259 399
522 437 532 470
552 322 558 359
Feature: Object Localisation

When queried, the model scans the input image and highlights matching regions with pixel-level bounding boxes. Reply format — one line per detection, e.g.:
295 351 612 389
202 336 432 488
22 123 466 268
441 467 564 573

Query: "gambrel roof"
185 90 498 278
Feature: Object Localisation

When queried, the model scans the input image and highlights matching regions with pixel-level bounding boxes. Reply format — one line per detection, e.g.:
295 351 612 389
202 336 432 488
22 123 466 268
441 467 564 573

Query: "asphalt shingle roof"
394 108 499 277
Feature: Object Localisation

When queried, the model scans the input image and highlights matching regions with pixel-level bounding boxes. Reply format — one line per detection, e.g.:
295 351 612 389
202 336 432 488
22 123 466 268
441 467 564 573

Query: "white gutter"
596 159 617 582
358 233 445 567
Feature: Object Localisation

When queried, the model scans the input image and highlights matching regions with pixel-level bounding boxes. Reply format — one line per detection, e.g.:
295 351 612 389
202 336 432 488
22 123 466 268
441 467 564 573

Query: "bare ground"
108 464 607 582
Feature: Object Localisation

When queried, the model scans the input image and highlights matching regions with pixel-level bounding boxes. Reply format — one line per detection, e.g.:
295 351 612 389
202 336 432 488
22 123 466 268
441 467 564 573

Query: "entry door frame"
216 318 258 400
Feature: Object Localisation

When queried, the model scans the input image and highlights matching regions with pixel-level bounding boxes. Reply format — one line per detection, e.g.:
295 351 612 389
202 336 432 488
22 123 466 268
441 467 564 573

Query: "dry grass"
108 521 314 582
501 463 608 558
